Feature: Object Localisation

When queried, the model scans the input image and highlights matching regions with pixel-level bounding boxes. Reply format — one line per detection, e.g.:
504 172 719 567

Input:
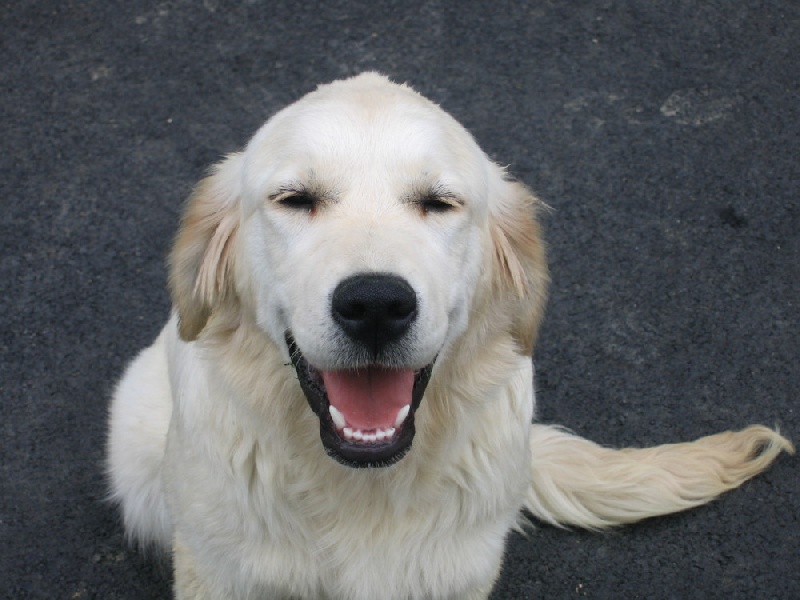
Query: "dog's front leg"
173 534 218 600
441 552 502 600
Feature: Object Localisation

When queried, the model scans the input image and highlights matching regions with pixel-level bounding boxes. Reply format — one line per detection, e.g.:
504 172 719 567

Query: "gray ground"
3 1 799 598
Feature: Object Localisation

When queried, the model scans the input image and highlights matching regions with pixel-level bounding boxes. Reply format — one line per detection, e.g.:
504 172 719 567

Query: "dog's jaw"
286 332 434 468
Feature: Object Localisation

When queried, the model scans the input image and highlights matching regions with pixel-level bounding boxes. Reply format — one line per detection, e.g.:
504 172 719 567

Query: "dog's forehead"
244 75 490 201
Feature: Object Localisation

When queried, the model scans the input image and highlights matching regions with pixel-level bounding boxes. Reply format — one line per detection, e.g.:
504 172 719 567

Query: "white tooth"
386 427 396 438
328 405 346 430
376 430 387 441
352 430 364 441
343 427 354 439
394 405 410 428
364 433 377 442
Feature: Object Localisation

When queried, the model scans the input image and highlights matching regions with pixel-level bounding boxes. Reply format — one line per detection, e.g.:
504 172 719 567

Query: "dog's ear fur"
489 178 549 354
169 153 243 341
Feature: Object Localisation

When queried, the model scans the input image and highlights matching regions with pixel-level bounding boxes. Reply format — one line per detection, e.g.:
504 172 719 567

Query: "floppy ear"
169 153 243 341
489 178 549 354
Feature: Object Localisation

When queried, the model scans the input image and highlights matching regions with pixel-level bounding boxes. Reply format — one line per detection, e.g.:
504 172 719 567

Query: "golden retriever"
107 73 792 599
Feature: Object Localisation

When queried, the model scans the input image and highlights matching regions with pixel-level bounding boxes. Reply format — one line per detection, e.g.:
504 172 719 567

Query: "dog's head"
169 73 547 467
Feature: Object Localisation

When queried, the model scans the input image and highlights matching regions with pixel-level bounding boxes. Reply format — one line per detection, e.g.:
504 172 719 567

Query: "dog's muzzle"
287 273 434 468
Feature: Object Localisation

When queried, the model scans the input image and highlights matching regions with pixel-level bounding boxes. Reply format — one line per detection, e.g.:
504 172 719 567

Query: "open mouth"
286 333 434 468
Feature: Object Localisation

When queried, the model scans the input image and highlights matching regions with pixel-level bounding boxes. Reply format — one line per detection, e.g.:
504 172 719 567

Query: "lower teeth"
342 427 396 443
329 404 409 444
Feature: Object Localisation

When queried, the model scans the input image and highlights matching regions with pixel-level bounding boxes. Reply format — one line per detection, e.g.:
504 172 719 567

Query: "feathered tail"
525 423 793 530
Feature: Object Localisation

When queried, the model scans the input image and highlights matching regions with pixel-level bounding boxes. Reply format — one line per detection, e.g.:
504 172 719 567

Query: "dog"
107 73 792 599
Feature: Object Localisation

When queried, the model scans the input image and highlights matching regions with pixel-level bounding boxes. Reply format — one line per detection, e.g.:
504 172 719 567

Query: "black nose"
332 274 417 356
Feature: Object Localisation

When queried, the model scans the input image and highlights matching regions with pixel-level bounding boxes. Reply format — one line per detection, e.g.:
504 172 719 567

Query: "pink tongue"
321 367 414 430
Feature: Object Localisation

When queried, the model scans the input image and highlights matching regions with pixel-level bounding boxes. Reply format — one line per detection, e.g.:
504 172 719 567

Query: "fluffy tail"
525 423 793 530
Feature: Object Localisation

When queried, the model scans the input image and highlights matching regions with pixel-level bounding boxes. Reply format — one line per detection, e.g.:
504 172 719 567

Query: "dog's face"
170 73 547 468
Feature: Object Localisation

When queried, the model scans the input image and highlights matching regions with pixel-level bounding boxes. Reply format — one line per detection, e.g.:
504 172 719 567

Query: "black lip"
286 332 434 468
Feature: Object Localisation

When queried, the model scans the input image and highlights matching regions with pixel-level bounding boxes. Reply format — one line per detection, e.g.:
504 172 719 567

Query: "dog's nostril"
332 274 418 355
388 300 414 319
338 301 367 320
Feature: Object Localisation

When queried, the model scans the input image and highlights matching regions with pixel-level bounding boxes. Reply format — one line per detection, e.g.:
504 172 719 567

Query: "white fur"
107 327 172 548
108 73 792 599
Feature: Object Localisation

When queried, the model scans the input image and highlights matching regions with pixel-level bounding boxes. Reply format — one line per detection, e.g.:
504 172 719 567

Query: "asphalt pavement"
3 1 799 598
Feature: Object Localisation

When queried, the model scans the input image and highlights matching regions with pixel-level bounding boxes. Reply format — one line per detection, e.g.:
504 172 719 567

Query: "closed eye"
418 193 461 215
274 190 318 211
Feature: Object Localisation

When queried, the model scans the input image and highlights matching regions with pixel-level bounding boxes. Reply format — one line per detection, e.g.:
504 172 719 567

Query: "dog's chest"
235 453 524 599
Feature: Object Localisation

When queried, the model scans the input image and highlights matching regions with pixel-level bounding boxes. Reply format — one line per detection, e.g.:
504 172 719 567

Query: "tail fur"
525 423 793 530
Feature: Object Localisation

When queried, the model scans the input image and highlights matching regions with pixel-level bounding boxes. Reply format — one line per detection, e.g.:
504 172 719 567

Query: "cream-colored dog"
107 73 792 599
